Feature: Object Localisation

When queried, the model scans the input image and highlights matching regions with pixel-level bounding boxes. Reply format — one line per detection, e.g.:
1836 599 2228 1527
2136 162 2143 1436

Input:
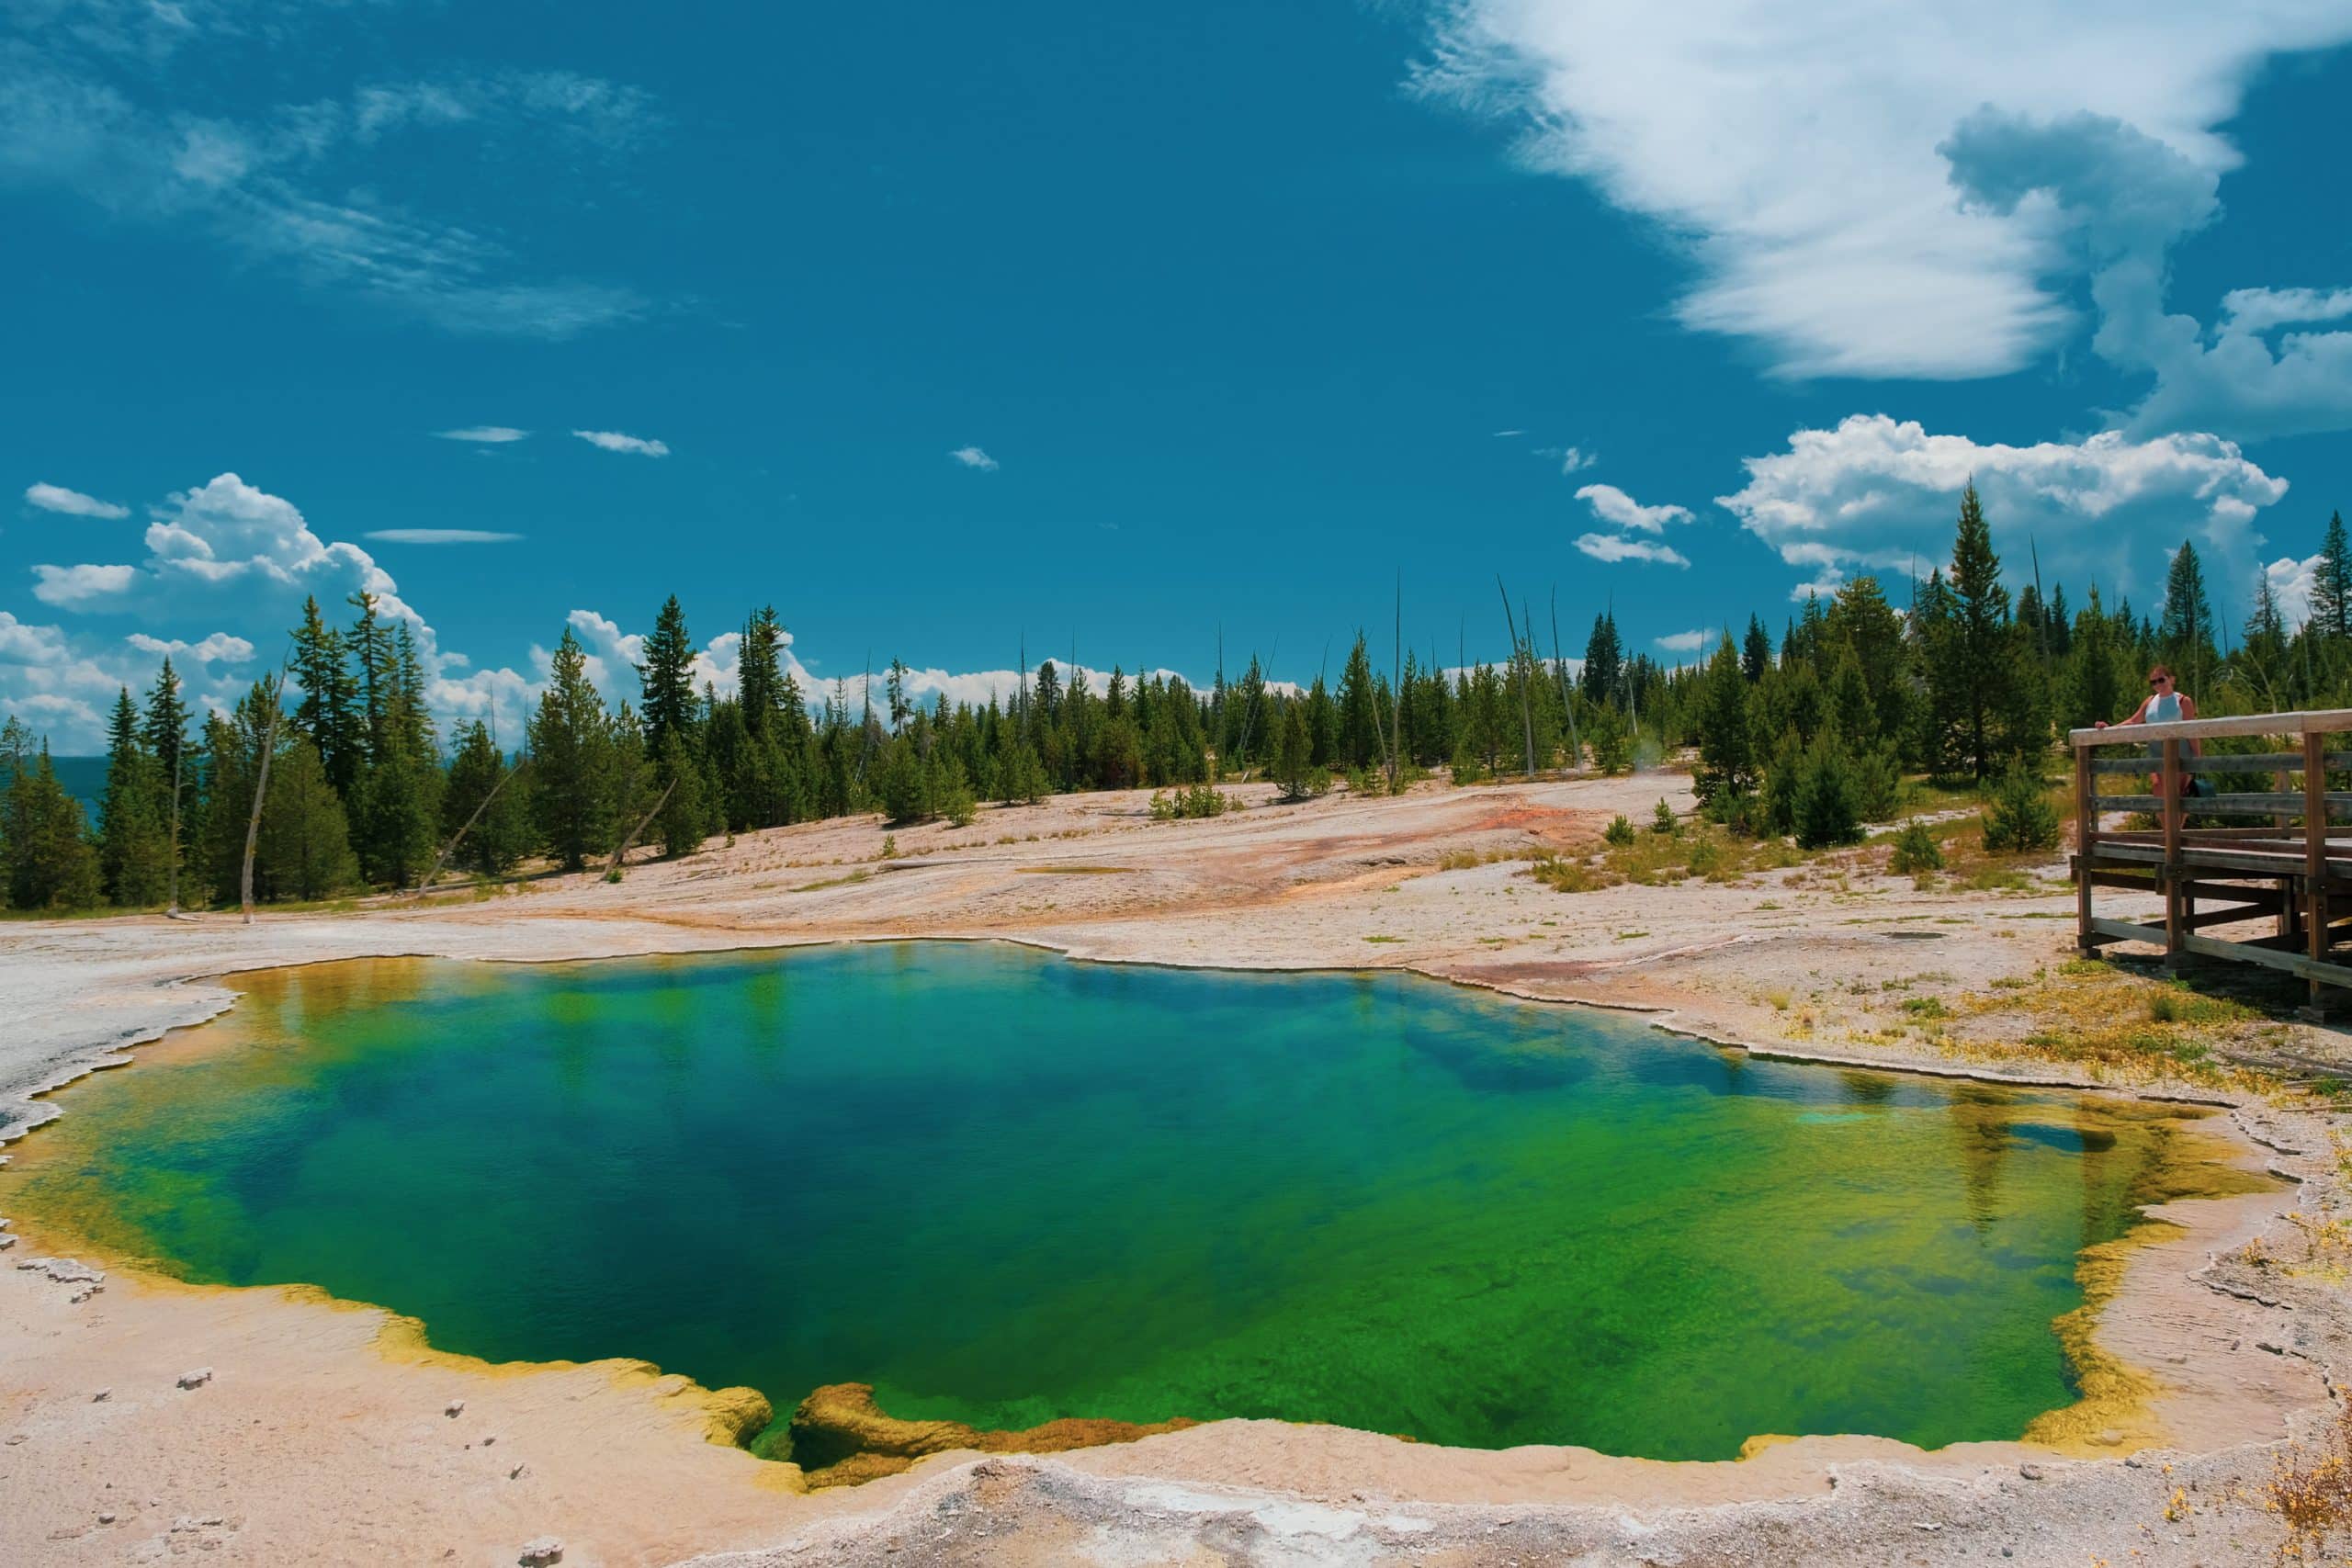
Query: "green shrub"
1603 813 1636 847
1889 819 1944 874
1982 761 2061 853
1589 708 1633 776
1853 743 1903 823
1650 798 1677 835
1792 732 1864 850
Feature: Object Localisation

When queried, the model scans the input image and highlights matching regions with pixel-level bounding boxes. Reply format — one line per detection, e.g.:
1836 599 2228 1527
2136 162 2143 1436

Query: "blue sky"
6 1 2352 748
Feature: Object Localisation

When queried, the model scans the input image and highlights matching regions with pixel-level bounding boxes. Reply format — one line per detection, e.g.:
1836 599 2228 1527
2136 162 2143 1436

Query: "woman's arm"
2180 693 2200 756
2097 696 2154 730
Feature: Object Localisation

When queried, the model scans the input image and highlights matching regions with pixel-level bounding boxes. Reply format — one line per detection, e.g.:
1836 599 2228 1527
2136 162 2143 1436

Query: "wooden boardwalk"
2072 707 2352 1011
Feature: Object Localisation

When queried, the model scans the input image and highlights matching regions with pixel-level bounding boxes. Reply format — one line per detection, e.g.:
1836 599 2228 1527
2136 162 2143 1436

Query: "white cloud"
572 429 669 457
32 562 136 606
0 38 654 338
1574 533 1689 567
434 426 529 445
1933 108 2352 441
1716 413 2290 611
1492 428 1525 437
1556 446 1597 474
1575 482 1692 534
949 446 1000 471
364 529 524 544
25 482 129 519
1654 629 1706 652
2267 552 2322 630
1415 3 2352 380
125 631 254 664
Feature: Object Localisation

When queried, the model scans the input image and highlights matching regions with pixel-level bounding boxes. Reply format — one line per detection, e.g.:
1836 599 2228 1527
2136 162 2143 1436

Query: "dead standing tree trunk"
412 758 530 897
1498 580 1536 779
239 671 287 926
605 776 678 882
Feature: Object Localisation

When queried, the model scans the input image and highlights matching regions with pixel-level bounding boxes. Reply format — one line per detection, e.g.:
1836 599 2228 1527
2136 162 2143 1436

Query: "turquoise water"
13 942 2199 1460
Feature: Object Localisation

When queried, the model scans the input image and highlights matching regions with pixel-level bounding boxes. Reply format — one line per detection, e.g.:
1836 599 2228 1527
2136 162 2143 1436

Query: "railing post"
2161 736 2184 965
2075 739 2097 954
2306 724 2329 1013
2278 756 2297 940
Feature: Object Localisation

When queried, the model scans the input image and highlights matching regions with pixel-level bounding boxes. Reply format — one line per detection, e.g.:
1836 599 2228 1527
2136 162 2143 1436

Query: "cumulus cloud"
1716 413 2290 613
572 429 669 457
125 631 254 664
24 482 129 519
1414 2 2352 381
364 529 523 544
434 426 529 444
1654 629 1707 652
2267 552 2323 630
1574 534 1688 567
1576 482 1692 534
32 562 136 606
948 446 1000 471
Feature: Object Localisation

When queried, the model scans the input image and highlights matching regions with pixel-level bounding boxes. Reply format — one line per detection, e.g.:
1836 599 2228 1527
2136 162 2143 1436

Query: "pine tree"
1792 731 1864 850
141 659 191 904
2158 539 2217 687
4 739 103 910
652 729 707 856
1693 635 1755 803
2312 510 2352 646
1336 635 1379 769
1581 612 1623 707
1741 616 1772 682
1926 483 2018 779
741 606 786 733
440 721 533 875
528 628 616 871
290 595 361 795
1273 700 1318 800
256 737 359 901
98 688 172 905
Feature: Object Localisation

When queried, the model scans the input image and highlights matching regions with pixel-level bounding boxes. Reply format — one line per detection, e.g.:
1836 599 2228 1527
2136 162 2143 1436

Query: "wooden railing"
2069 708 2352 1006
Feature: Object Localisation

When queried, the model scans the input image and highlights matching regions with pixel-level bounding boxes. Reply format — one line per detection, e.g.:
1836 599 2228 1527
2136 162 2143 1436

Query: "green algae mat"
9 942 2212 1459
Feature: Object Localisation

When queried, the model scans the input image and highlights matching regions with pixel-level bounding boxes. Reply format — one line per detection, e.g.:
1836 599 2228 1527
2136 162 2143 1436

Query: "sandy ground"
3 772 2349 1566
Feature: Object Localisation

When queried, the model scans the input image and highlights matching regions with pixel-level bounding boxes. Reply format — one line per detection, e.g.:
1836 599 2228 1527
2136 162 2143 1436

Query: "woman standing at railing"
2094 664 2203 795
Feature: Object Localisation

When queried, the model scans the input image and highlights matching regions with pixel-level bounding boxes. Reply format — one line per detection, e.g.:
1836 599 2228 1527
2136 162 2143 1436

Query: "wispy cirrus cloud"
572 429 669 457
1573 534 1688 568
0 23 658 338
365 529 523 545
434 426 529 445
949 446 1000 471
24 481 129 518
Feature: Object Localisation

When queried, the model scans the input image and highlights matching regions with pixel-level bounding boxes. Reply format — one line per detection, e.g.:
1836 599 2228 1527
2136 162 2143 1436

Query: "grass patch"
1362 934 1402 944
791 869 873 893
1954 960 2267 1086
1526 818 1801 894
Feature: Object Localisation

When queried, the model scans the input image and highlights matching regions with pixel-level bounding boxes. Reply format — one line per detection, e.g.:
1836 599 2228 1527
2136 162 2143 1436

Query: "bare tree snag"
413 758 530 897
240 672 286 926
605 776 678 882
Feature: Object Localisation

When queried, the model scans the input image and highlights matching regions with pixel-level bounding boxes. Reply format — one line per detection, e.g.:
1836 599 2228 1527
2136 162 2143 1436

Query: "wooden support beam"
2075 743 2096 953
2309 730 2330 1011
2162 738 2185 965
2087 916 2168 947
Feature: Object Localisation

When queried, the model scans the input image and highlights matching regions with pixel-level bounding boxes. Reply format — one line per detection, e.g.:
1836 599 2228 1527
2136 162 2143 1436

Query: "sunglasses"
2149 679 2170 689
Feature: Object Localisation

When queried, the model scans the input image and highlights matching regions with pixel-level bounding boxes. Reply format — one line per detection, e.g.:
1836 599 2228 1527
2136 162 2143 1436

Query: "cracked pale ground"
2 773 2346 1566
